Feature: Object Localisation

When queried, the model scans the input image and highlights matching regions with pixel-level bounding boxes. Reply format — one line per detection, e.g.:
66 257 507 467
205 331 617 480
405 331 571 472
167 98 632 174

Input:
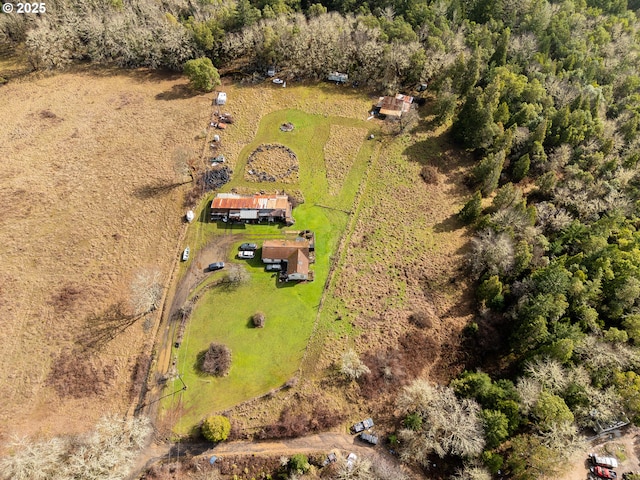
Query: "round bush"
202 415 231 443
252 311 265 328
200 343 231 376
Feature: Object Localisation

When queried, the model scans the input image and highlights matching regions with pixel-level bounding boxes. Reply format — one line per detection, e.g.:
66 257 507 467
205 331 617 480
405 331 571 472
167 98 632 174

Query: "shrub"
252 311 266 328
459 191 482 224
482 450 504 474
409 310 433 328
288 453 310 474
200 343 232 376
225 266 250 286
420 165 439 184
404 412 423 430
340 349 370 380
201 415 231 442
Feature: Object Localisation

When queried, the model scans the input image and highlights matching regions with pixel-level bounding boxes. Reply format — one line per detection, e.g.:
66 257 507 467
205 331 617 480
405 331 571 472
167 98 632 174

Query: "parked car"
589 454 619 469
182 246 190 261
350 418 374 434
239 243 258 251
591 466 617 479
267 66 276 77
346 453 357 469
238 250 255 259
208 262 224 271
322 452 337 467
359 432 378 445
265 263 282 272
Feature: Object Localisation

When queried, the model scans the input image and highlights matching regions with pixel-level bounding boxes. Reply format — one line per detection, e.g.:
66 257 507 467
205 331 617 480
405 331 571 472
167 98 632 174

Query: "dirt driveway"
559 426 640 480
143 231 238 429
210 432 382 457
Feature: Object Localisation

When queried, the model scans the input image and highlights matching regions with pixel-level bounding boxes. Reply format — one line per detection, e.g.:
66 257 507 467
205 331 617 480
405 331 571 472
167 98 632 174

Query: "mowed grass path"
163 107 377 434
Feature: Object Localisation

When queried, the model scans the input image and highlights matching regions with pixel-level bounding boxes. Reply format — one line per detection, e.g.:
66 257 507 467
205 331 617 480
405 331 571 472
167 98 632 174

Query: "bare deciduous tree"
523 357 569 395
224 265 250 287
200 343 232 376
516 376 544 416
454 464 492 480
130 269 163 315
397 380 485 464
333 453 373 480
340 349 370 380
371 456 410 480
0 416 151 480
469 229 515 278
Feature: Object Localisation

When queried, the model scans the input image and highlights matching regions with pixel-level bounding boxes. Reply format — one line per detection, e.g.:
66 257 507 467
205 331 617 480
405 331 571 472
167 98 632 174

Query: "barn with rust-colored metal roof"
210 193 294 225
376 94 413 118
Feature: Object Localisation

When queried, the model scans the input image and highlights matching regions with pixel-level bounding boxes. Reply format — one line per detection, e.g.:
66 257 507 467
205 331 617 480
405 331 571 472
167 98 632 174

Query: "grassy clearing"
303 120 477 389
0 68 209 439
161 90 379 433
324 125 368 195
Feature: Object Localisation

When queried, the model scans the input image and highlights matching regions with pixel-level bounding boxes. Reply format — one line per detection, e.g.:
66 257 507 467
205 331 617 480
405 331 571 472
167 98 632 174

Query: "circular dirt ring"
245 143 299 183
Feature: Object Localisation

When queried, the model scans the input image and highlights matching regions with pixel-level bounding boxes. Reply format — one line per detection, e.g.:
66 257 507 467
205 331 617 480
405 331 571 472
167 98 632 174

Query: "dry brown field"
0 67 210 441
0 63 380 446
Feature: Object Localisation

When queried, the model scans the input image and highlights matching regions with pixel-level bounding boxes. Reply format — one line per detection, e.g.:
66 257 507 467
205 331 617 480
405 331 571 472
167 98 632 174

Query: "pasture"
160 101 378 434
0 67 209 439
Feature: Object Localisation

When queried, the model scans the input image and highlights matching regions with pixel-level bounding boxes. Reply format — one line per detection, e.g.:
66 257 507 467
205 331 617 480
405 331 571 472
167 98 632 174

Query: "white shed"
215 92 227 105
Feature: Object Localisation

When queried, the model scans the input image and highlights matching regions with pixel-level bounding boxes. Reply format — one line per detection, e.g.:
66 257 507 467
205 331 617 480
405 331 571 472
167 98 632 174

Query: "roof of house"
261 239 310 261
286 248 309 276
377 94 413 117
211 193 291 211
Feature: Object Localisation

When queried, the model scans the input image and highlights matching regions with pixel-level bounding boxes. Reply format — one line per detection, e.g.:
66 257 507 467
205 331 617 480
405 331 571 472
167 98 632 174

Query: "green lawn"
161 106 378 434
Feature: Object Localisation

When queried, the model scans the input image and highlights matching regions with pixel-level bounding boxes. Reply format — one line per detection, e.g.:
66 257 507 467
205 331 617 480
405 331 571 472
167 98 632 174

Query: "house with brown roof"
376 94 414 119
262 238 311 281
210 193 294 225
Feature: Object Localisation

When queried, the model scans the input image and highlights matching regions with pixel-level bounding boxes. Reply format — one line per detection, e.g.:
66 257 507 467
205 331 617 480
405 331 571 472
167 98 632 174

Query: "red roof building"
210 193 294 225
262 238 311 281
376 94 414 118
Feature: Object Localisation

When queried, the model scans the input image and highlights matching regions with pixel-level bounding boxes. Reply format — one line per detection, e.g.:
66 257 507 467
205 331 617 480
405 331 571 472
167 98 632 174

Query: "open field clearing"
324 125 367 195
277 117 479 428
0 68 209 440
159 100 378 434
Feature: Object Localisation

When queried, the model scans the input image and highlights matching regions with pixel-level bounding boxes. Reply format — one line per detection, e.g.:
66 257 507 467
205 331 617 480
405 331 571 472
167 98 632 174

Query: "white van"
588 453 619 469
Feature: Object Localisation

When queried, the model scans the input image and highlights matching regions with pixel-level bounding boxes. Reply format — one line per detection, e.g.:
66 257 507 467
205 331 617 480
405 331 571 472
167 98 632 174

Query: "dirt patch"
0 68 209 440
324 125 367 195
245 143 299 183
555 427 640 480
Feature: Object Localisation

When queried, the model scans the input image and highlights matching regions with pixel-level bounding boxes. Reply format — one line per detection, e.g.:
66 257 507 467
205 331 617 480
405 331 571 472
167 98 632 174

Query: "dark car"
239 243 258 251
591 466 617 479
350 418 374 434
359 432 378 445
322 452 337 467
208 262 225 271
265 263 282 272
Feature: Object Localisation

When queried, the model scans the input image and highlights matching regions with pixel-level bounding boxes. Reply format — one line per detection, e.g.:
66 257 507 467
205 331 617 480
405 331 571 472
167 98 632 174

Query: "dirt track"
210 432 383 457
127 431 399 479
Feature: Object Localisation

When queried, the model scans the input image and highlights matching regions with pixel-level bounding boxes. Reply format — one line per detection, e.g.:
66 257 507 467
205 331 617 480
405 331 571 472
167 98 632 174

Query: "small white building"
215 92 227 106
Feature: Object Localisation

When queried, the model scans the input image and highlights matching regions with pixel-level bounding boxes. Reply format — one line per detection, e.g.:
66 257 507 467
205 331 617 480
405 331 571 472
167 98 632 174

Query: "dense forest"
5 0 640 478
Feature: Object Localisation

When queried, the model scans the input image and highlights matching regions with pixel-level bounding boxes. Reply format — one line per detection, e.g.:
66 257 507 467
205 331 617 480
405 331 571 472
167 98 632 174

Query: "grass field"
300 112 478 424
161 102 378 433
0 66 210 440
